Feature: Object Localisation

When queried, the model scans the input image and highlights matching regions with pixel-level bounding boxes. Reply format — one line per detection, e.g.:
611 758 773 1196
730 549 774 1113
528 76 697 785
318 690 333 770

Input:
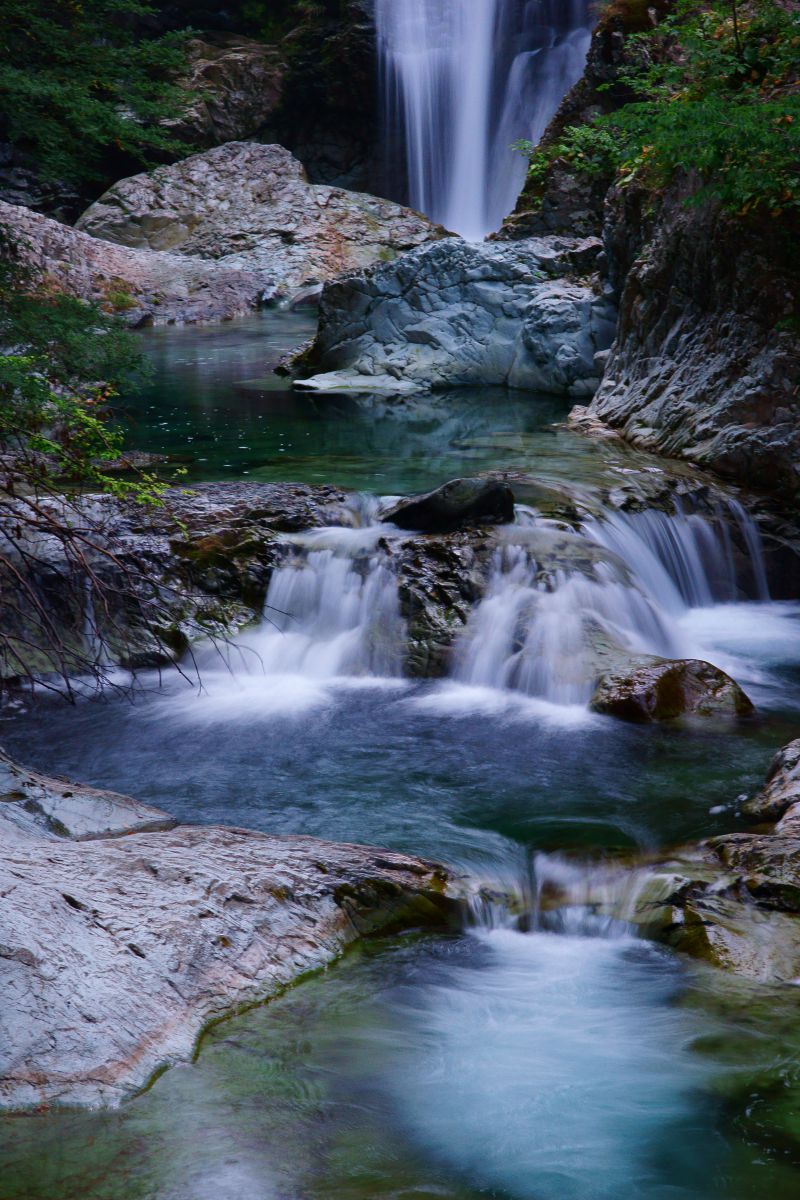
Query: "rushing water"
5 315 800 1199
376 0 594 237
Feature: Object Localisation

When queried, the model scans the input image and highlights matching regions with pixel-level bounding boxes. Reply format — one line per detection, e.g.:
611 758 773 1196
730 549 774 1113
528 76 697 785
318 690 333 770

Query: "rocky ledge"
0 753 458 1110
294 235 617 395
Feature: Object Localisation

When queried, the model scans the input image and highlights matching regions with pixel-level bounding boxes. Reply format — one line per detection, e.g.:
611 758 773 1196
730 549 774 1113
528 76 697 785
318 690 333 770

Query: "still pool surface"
4 312 800 1200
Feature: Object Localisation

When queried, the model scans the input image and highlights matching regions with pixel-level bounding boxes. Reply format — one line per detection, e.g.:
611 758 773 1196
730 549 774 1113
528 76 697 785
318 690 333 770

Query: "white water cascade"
454 500 777 706
376 0 594 239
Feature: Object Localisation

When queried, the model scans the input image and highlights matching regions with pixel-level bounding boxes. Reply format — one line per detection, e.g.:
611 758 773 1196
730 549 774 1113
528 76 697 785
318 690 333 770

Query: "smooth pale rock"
294 235 617 394
0 794 457 1110
590 657 754 722
382 477 515 533
0 750 174 840
76 142 442 305
0 199 265 326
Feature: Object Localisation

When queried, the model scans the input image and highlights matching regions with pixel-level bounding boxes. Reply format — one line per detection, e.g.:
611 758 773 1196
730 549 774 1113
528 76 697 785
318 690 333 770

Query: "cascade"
453 501 772 705
376 0 594 239
197 520 405 691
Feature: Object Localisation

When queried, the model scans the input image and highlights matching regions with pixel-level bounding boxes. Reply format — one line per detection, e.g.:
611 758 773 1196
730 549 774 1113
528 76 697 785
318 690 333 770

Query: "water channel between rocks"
3 313 800 1200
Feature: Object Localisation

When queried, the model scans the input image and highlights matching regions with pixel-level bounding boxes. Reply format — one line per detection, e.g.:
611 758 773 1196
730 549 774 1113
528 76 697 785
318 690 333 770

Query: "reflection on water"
119 311 622 493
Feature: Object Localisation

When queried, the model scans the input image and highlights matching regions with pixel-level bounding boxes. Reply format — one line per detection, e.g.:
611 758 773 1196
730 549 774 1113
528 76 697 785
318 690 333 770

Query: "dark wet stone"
383 477 516 533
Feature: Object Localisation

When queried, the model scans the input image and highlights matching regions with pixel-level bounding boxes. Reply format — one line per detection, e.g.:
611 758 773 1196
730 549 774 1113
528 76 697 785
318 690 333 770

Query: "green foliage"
516 0 800 217
0 0 193 187
0 226 164 505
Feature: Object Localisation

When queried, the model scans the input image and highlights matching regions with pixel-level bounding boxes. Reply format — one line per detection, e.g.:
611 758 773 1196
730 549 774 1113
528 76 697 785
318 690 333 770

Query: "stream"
3 314 800 1199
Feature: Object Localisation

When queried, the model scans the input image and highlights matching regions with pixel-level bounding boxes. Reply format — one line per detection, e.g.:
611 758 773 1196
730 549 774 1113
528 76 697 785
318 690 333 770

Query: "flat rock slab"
0 813 456 1110
0 751 175 841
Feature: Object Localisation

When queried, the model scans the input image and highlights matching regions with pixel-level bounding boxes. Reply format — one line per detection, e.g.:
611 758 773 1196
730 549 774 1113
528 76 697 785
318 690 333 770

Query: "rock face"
590 657 754 723
0 481 353 682
168 36 285 147
76 142 441 305
294 235 617 394
0 757 457 1110
573 181 800 502
0 199 265 326
383 477 515 533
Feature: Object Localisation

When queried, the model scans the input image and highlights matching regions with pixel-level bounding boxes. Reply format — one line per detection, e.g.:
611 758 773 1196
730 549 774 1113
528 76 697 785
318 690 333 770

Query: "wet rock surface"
574 181 800 503
0 750 175 841
294 235 616 395
590 657 755 723
76 142 441 306
382 477 515 533
0 755 457 1110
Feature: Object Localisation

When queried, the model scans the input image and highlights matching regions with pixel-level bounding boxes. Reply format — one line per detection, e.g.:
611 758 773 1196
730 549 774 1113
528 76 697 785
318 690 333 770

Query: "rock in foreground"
590 657 754 722
0 758 457 1110
294 235 616 394
76 142 441 306
383 477 515 532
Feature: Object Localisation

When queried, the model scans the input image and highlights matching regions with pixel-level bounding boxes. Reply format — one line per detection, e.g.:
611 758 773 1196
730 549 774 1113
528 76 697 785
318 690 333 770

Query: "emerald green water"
4 312 800 1200
118 311 655 495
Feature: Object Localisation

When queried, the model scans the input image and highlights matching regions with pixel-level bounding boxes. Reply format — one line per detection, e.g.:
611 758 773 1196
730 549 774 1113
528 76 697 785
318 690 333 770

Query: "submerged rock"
294 235 616 394
76 142 442 306
0 758 457 1110
590 657 754 722
382 477 515 533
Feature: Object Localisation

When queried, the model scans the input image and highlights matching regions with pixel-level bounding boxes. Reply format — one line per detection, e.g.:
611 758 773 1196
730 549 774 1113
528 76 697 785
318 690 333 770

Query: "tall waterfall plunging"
376 0 594 239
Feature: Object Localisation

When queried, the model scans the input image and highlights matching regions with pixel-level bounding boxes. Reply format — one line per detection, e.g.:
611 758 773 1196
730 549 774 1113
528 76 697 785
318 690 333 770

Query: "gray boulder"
382 477 515 532
294 235 617 394
0 759 457 1110
0 199 265 326
76 142 442 306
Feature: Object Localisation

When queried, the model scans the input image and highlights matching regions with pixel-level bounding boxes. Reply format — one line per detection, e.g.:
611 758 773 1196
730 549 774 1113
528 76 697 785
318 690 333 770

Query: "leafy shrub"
515 0 800 217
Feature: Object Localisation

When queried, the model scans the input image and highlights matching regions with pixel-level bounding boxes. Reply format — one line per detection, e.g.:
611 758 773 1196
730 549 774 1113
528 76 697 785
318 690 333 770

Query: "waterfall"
453 501 773 705
376 0 594 239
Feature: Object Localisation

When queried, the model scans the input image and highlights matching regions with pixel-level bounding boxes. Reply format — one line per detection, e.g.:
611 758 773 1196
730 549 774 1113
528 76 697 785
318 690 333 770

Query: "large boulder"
76 142 442 305
0 199 265 326
293 234 616 394
590 657 754 722
382 477 515 533
0 757 458 1110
